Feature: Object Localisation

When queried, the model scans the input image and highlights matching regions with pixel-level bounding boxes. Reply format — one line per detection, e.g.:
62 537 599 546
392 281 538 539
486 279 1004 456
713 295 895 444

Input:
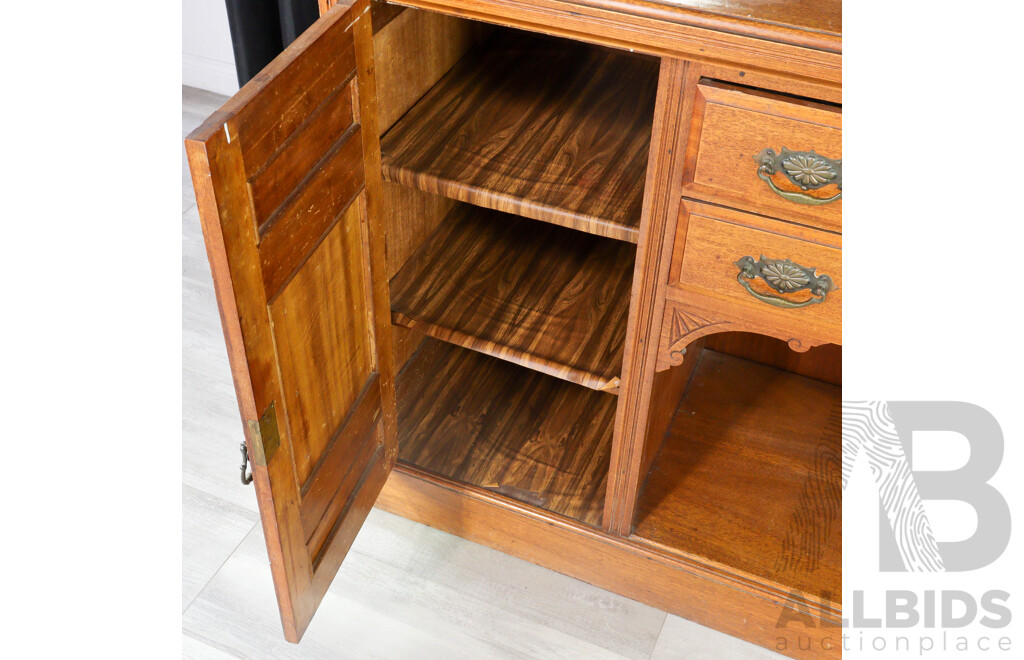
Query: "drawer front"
665 200 841 351
682 80 842 233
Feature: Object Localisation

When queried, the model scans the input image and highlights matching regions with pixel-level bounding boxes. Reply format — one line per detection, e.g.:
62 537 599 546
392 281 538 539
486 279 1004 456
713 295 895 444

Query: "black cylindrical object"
277 0 321 44
224 0 319 87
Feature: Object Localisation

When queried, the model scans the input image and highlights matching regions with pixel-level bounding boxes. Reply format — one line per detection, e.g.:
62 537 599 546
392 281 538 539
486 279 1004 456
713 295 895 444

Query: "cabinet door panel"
184 0 396 642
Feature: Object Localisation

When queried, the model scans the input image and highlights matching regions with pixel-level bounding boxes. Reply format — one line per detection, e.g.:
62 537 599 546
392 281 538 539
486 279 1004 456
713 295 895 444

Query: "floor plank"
183 87 229 137
354 509 665 659
183 521 640 659
182 631 241 659
182 205 212 285
183 145 198 212
182 207 259 514
181 362 257 513
651 614 786 660
182 485 259 611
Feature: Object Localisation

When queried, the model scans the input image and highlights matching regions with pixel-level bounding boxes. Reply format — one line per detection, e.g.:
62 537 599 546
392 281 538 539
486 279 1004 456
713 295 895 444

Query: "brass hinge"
246 401 281 468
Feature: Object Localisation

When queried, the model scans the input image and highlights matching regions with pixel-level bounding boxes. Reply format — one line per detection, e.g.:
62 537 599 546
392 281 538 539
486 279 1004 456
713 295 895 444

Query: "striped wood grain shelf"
380 30 659 243
389 204 634 392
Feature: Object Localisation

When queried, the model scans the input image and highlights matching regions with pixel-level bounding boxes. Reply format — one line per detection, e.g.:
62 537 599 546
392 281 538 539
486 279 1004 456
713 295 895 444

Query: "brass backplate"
246 401 281 466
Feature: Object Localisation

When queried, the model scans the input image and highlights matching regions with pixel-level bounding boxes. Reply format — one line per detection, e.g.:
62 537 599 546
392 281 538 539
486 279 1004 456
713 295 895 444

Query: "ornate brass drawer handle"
754 148 842 206
735 255 835 309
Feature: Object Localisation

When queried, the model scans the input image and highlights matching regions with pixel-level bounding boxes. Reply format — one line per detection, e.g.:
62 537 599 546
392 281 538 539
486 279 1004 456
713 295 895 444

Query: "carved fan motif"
661 307 729 369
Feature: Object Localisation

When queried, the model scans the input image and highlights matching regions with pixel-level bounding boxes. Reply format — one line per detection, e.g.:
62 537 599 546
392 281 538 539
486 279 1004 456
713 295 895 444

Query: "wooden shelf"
389 204 634 393
396 339 615 527
633 350 841 605
380 31 659 243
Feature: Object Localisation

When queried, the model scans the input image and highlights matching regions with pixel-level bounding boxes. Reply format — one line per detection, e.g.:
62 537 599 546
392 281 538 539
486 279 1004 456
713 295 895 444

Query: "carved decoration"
656 301 833 372
662 307 730 368
788 338 815 353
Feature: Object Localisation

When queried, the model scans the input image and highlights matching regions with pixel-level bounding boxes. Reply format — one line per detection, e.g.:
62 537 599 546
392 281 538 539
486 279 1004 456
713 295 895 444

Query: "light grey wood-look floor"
182 85 785 660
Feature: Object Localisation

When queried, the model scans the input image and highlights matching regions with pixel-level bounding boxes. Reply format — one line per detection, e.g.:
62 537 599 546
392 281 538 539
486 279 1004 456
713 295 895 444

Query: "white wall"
183 0 239 96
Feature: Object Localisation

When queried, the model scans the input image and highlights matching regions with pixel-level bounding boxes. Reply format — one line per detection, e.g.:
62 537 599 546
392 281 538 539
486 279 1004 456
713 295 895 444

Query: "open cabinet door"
185 0 396 642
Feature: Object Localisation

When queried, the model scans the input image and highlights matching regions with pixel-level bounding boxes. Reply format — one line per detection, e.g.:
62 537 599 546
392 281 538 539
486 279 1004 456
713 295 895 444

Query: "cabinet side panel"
383 184 456 369
374 7 492 134
374 8 491 370
605 58 698 535
638 336 704 482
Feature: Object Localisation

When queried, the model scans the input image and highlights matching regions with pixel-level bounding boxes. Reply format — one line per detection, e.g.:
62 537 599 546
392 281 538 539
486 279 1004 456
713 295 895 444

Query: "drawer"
681 80 842 233
665 200 841 352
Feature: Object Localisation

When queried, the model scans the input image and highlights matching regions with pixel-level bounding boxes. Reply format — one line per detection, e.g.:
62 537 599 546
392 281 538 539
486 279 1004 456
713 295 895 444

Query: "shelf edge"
381 161 641 244
391 311 622 394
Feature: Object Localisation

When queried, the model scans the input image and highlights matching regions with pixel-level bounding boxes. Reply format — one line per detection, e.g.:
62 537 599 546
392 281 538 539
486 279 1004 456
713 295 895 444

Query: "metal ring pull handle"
754 148 842 206
735 255 835 309
240 442 253 485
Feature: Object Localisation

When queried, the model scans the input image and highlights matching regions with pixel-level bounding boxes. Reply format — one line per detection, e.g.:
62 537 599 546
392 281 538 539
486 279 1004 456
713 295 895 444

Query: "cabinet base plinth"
377 463 841 660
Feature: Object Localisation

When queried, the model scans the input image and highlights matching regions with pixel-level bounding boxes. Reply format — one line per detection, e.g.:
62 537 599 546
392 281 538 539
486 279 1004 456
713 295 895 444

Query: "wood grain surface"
588 0 841 37
396 340 616 526
682 80 842 232
633 349 841 605
268 204 376 489
639 336 704 482
185 0 398 642
364 0 841 45
180 0 845 653
383 0 842 81
382 183 456 369
390 204 635 392
381 30 659 243
705 332 841 385
373 7 491 370
663 200 842 355
372 7 491 135
369 0 406 33
604 59 699 535
257 124 364 301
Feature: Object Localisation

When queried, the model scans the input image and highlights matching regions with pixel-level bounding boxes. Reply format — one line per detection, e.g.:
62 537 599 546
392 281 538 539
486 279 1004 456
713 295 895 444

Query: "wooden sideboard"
185 0 841 657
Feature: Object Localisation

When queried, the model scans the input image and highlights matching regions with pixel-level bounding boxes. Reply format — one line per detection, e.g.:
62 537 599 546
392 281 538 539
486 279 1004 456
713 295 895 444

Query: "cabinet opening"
395 338 615 527
374 8 653 376
370 7 659 527
633 338 841 610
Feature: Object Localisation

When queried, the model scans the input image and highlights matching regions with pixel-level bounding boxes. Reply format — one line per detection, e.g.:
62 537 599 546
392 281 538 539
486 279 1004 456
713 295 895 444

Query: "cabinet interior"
369 5 842 559
373 8 657 528
635 336 842 608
